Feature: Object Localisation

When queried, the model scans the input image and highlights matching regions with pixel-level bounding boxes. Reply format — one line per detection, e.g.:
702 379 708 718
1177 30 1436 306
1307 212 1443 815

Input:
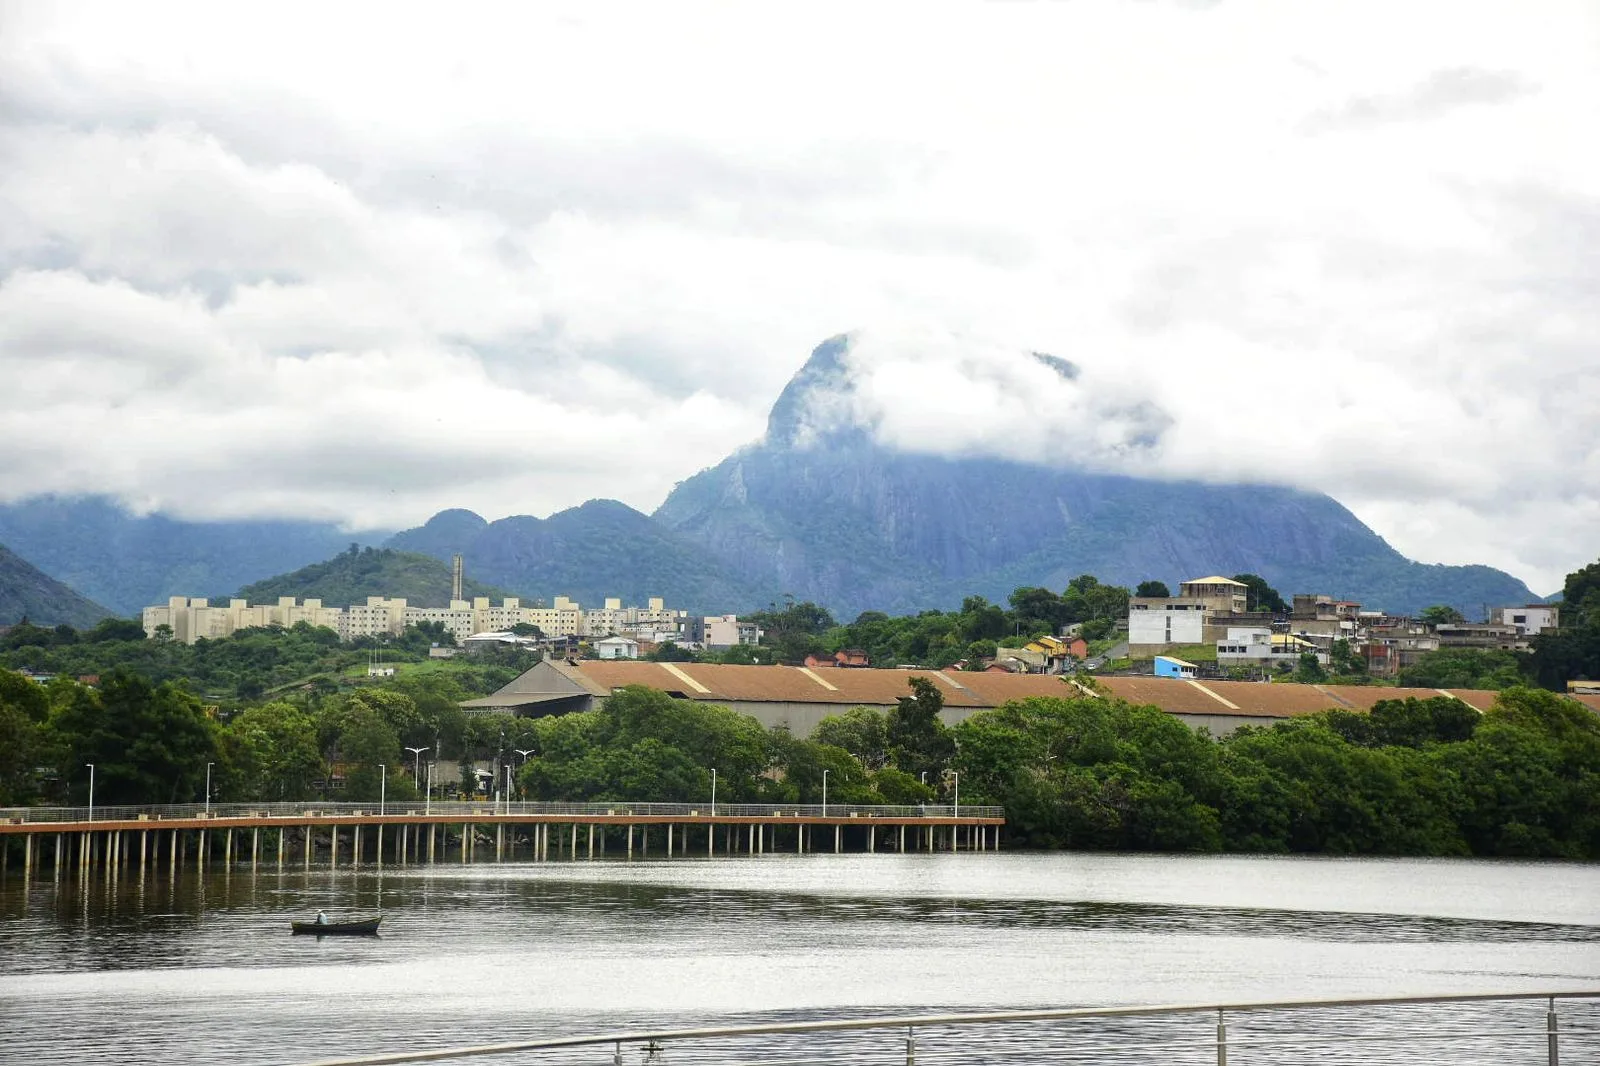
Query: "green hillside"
0 543 116 628
233 546 521 607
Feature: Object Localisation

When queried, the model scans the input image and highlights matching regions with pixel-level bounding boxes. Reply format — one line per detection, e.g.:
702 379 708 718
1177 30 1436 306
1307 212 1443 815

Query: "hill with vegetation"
386 500 777 614
0 543 115 628
234 546 519 607
0 496 388 615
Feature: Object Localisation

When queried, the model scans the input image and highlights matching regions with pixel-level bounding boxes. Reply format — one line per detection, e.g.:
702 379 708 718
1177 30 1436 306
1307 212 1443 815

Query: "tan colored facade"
141 592 680 644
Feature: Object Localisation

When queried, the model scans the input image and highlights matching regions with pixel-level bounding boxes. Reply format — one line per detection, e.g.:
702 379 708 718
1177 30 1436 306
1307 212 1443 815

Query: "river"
1 853 1597 1064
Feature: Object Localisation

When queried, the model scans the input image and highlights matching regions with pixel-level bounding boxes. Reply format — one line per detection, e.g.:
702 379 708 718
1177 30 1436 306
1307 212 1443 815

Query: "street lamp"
513 749 536 806
952 771 959 818
205 761 214 816
86 763 94 821
379 764 386 816
822 768 829 817
710 768 717 817
504 764 513 813
515 742 534 800
425 761 433 815
405 746 427 797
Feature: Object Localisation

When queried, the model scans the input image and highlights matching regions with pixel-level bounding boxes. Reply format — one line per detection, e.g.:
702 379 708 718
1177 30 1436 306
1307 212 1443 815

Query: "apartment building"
142 592 680 645
142 596 344 644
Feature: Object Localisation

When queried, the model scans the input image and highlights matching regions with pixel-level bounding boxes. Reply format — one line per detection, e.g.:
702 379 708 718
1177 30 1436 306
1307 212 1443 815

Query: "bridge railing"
0 800 1004 825
294 990 1598 1066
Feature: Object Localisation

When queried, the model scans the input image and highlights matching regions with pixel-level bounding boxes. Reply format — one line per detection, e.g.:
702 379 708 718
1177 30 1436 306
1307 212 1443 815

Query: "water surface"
2 853 1596 1064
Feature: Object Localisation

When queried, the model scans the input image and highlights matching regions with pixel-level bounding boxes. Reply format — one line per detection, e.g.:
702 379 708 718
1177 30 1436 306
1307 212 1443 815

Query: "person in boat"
316 910 329 926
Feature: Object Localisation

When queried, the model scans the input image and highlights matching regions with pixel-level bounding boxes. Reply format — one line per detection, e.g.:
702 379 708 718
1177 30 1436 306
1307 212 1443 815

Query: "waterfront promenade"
0 801 1005 876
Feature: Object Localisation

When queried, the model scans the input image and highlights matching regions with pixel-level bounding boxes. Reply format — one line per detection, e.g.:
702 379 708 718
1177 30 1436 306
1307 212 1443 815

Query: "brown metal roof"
524 660 1539 722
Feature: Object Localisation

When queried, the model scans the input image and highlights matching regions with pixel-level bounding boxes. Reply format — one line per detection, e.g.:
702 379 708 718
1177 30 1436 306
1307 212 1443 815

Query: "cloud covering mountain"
0 1 1595 592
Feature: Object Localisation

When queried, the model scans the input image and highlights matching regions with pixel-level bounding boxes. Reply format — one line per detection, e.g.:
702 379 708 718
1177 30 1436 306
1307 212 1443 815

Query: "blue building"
1153 655 1198 679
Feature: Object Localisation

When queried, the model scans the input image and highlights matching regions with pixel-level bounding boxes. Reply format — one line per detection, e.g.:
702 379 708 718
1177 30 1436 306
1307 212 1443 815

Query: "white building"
142 596 344 644
1127 599 1207 649
594 636 640 660
340 597 409 640
582 597 685 638
1498 604 1559 637
141 590 686 646
692 614 763 649
1216 627 1326 669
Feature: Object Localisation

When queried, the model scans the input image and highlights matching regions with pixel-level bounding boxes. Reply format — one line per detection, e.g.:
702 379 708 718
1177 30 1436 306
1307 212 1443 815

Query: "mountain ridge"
0 542 116 628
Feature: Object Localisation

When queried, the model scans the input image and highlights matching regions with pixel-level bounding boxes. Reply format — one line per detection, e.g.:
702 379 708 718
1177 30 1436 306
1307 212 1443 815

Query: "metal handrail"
0 800 1004 824
289 990 1598 1065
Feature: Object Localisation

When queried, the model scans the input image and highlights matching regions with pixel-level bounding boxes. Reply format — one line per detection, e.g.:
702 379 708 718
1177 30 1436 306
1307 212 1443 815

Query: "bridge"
0 801 1004 878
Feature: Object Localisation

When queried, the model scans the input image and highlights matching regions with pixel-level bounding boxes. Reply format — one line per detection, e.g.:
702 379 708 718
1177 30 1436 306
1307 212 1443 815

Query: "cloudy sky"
1 1 1596 593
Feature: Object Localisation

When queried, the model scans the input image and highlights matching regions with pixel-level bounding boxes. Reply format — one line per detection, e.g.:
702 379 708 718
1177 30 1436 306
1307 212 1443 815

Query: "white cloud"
0 0 1596 592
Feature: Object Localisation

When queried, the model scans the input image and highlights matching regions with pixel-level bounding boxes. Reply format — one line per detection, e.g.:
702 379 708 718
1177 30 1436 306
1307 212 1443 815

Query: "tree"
1009 587 1066 633
86 617 147 643
1135 580 1171 598
1419 605 1467 627
1231 574 1287 614
813 707 890 769
1529 557 1600 689
647 641 696 662
1329 639 1367 677
1293 652 1327 684
48 670 219 805
1398 648 1527 690
886 676 955 779
226 701 322 800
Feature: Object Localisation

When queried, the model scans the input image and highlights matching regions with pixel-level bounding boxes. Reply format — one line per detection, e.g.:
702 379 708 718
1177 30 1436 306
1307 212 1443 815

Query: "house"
1498 605 1560 638
993 635 1090 674
594 636 640 660
1216 628 1326 671
1128 576 1263 656
803 648 871 669
1435 622 1520 651
684 614 763 650
1153 655 1199 679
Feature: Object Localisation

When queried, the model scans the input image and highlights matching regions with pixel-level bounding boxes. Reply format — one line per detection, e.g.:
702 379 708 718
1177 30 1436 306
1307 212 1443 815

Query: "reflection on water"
1 853 1597 1065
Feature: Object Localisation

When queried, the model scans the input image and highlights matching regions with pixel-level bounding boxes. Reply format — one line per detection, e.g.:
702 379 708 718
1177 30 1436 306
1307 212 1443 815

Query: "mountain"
651 335 1540 618
0 496 389 616
233 547 519 607
0 543 116 627
386 500 777 613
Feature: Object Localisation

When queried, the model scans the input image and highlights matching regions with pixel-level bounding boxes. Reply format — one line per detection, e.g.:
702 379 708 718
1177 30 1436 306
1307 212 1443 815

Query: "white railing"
0 800 1004 825
293 991 1597 1066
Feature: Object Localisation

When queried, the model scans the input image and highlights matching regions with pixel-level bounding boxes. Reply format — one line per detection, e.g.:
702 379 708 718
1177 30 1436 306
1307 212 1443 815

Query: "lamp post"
513 748 536 808
952 771 959 818
379 764 386 816
86 763 94 821
513 748 535 807
822 768 829 818
405 746 427 799
710 768 717 817
504 765 513 813
205 761 213 816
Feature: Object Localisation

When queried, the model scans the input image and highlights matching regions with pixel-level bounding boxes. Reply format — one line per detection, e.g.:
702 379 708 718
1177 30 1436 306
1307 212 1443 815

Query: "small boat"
290 916 383 936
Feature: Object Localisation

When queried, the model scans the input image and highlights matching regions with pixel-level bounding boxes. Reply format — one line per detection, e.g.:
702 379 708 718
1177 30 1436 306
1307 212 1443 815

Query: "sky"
0 1 1596 594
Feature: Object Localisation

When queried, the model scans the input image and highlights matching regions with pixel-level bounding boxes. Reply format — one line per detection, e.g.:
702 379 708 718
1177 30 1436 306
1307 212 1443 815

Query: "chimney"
452 554 464 602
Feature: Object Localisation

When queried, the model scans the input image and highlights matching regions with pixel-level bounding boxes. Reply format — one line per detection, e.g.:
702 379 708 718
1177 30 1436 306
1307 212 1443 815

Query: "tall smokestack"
452 554 464 601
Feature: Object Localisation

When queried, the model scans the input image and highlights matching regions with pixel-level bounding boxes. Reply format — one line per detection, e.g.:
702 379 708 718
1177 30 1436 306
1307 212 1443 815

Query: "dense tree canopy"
1231 574 1287 614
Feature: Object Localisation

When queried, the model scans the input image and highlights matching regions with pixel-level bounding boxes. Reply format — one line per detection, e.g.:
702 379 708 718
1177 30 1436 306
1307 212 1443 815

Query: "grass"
1128 643 1218 664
